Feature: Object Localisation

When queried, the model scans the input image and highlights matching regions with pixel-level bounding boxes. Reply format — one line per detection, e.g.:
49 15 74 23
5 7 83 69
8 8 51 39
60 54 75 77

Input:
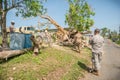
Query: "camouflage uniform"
9 25 14 33
90 34 104 71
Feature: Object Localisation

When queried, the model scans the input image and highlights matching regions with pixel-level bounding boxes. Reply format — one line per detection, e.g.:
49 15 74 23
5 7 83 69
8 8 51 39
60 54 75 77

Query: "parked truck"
7 26 35 34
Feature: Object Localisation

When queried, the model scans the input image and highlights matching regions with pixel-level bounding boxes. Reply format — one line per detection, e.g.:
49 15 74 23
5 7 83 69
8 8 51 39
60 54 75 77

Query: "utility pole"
119 26 120 40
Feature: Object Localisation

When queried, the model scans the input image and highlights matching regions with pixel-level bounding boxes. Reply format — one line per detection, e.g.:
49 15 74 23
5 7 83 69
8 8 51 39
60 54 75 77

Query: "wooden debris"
30 35 42 55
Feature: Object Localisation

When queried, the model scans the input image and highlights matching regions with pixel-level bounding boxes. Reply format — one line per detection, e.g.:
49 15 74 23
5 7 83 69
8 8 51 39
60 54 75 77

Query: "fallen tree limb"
40 15 69 41
0 48 31 60
40 15 67 34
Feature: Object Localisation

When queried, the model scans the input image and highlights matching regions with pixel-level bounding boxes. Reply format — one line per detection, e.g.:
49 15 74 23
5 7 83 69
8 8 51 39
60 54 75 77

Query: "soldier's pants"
92 52 102 71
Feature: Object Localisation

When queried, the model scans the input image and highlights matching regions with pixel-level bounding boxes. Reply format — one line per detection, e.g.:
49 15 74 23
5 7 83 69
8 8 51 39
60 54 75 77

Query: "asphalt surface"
85 39 120 80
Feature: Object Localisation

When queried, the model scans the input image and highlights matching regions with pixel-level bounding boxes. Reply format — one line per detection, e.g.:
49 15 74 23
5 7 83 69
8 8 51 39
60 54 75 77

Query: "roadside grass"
0 47 91 80
116 40 120 45
61 59 88 80
61 48 91 80
0 36 2 44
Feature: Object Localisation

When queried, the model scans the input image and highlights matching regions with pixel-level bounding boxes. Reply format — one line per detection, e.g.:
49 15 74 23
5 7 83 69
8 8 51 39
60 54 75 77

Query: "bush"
116 40 120 45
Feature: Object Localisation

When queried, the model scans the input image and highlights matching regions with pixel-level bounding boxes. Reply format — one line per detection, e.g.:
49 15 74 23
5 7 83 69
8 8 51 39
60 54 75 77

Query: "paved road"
85 39 120 80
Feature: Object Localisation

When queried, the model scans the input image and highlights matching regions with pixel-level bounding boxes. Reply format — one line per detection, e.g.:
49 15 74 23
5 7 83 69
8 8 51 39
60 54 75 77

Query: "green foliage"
65 0 95 31
101 27 108 37
110 30 119 42
15 0 47 18
0 36 2 44
101 27 119 40
116 40 120 45
0 0 46 17
0 0 2 3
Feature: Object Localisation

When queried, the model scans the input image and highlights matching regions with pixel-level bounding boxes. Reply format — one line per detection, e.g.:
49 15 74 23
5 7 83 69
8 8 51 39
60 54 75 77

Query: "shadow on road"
115 65 120 69
77 61 89 71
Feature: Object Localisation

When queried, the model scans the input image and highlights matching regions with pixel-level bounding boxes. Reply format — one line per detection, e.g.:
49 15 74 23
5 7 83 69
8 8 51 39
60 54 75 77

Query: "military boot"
93 70 99 76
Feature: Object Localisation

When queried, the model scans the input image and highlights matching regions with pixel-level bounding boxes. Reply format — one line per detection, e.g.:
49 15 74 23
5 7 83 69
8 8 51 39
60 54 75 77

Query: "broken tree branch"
40 15 68 35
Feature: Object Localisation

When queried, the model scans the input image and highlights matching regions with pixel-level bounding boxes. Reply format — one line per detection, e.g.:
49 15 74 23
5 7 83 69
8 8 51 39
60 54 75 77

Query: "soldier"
9 20 15 33
73 30 83 53
44 28 52 46
89 29 104 76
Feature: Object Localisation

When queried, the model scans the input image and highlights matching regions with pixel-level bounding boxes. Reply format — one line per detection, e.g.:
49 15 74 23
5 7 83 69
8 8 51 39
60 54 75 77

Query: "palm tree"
107 29 111 39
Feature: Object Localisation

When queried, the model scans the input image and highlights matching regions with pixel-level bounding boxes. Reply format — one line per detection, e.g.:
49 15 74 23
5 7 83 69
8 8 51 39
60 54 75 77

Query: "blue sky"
6 0 120 32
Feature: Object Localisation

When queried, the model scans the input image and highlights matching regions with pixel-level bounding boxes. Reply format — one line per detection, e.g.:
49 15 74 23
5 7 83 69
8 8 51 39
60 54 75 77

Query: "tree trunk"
0 48 32 60
1 11 8 48
0 1 2 37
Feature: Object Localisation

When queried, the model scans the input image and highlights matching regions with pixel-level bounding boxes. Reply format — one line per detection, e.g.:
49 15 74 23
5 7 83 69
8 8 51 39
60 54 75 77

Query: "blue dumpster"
10 33 25 50
24 34 32 48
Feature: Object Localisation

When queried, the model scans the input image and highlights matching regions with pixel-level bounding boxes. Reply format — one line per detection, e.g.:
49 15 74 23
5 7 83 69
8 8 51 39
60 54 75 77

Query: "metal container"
10 33 25 50
24 34 32 48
